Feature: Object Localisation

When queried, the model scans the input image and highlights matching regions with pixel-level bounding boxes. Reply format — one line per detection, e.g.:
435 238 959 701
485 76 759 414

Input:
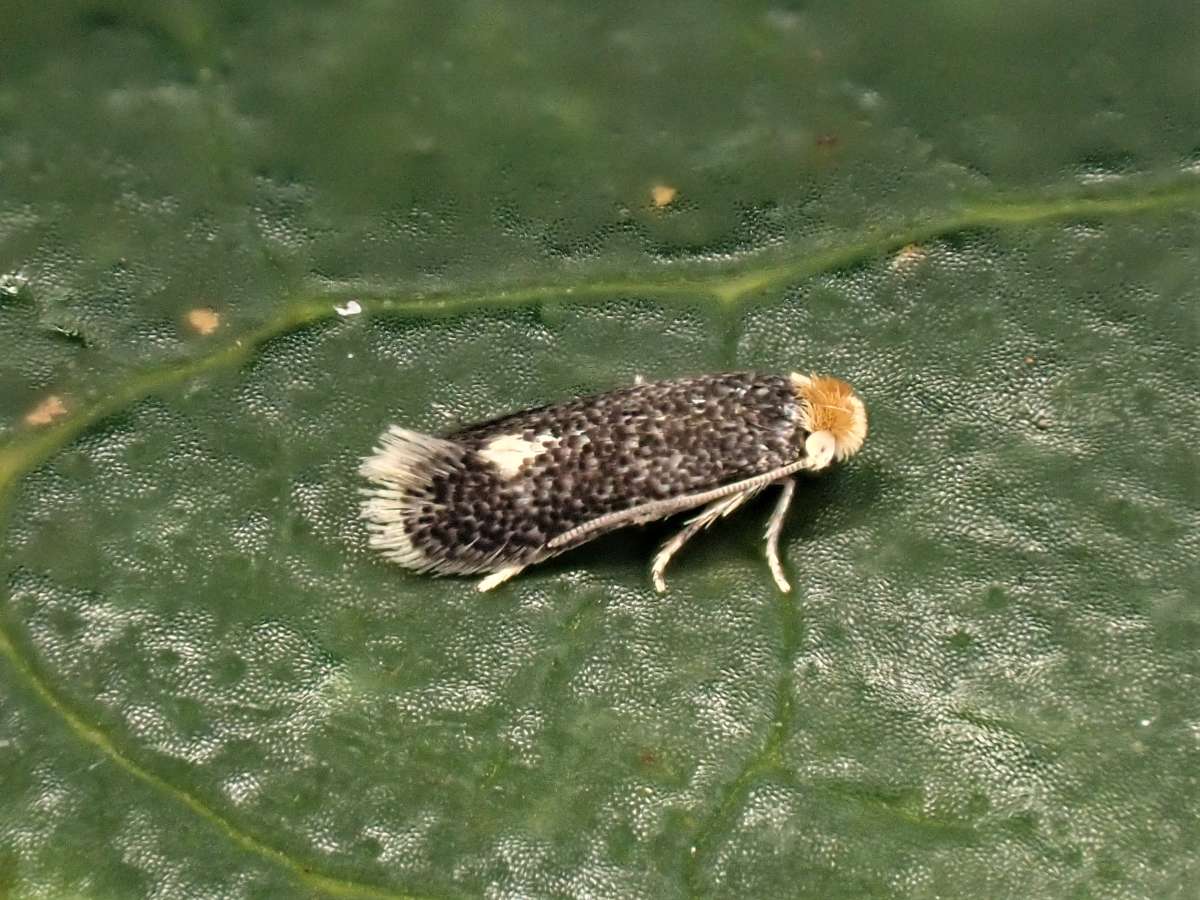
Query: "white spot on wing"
477 432 554 478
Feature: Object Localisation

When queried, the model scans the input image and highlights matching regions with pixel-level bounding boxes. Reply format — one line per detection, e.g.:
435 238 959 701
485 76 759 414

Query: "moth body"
360 372 866 592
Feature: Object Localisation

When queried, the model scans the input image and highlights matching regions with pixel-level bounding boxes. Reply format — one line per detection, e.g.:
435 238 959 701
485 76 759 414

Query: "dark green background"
2 2 1198 898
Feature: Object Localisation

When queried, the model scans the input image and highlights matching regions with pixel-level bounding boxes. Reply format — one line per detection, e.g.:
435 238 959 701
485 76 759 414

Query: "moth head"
790 373 868 468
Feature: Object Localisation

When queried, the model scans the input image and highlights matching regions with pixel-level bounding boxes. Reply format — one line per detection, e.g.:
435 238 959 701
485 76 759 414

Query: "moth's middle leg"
651 489 757 593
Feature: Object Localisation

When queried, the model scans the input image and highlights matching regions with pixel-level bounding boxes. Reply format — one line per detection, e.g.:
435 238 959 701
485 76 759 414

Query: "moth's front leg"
764 477 796 593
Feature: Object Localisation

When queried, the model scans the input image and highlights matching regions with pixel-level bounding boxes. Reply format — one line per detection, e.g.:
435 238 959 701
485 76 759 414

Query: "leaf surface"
2 2 1198 898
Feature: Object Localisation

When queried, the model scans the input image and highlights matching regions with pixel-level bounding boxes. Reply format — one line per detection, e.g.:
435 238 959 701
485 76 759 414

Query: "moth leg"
477 564 526 593
651 489 756 593
764 478 796 593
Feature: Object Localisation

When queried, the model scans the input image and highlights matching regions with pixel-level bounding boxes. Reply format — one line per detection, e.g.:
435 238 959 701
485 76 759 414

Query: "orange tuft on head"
790 373 868 462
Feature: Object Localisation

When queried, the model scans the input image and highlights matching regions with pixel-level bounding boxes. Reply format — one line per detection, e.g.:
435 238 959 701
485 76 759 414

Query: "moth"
360 372 866 593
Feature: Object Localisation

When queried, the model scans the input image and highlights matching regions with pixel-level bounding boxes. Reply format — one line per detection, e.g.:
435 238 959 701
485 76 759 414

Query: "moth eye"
804 430 837 469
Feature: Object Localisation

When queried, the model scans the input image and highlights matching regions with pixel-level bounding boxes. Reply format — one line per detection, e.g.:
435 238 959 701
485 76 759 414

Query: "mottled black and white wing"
359 371 866 592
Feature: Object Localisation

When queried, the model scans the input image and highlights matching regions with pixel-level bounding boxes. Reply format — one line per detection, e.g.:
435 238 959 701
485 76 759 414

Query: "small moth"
360 372 866 593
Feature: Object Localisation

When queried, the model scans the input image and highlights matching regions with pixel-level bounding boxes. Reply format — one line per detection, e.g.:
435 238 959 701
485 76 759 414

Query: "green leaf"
2 2 1198 898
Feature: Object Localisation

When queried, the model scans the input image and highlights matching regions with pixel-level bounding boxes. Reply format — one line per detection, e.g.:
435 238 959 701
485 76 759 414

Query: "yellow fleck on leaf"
24 395 68 427
650 184 678 208
186 308 221 335
889 243 927 272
